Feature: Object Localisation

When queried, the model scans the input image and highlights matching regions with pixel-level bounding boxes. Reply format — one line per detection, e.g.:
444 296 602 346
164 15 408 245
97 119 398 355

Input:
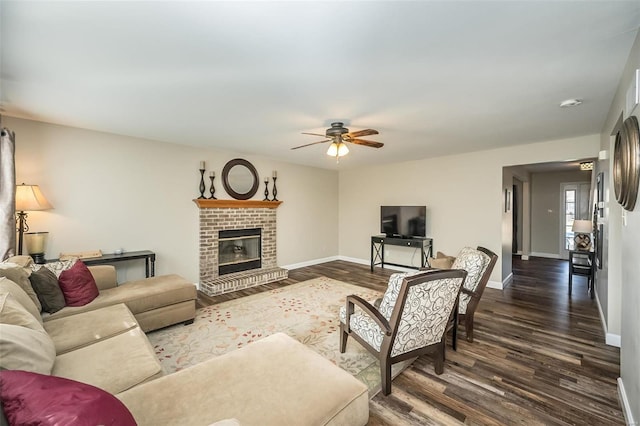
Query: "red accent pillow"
58 260 99 306
0 370 136 426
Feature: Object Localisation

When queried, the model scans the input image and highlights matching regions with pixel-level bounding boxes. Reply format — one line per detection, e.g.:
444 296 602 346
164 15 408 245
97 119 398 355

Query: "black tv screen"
380 206 426 238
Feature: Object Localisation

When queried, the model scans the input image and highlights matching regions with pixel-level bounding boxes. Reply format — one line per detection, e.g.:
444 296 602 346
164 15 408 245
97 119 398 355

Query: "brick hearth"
195 200 288 296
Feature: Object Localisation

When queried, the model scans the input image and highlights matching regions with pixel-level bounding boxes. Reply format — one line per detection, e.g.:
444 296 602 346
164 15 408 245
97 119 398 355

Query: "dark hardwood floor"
197 257 623 425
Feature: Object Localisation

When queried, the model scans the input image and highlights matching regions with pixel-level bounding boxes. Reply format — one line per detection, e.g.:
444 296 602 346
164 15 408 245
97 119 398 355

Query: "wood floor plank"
196 256 624 425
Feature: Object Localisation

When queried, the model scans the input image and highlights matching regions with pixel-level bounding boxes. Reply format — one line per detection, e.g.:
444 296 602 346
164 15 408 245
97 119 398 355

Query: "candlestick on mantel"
263 177 270 201
271 175 278 201
198 164 206 199
272 170 277 178
209 173 217 199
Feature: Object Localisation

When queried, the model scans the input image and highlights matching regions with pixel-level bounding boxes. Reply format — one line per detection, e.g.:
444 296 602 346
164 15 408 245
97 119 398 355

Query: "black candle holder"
198 169 206 199
209 175 217 199
271 177 278 201
263 179 270 201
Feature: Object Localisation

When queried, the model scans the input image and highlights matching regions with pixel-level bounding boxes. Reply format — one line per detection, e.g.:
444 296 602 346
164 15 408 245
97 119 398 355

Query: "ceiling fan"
292 122 383 162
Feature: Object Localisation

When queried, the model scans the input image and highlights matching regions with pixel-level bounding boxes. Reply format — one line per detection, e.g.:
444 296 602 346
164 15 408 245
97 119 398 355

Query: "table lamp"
15 183 53 259
572 219 593 251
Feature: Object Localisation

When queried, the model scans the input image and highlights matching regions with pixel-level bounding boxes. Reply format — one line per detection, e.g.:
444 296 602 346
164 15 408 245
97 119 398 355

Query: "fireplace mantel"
193 199 283 209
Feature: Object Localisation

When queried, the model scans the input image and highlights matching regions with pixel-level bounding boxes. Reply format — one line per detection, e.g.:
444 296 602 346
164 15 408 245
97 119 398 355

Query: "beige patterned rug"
147 276 412 397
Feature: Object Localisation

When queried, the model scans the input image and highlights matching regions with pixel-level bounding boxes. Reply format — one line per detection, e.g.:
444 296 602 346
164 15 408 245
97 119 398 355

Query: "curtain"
0 127 16 260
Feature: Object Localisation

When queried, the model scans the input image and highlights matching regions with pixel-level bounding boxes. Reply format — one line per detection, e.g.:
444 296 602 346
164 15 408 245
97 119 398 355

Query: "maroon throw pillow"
0 370 136 426
58 260 99 306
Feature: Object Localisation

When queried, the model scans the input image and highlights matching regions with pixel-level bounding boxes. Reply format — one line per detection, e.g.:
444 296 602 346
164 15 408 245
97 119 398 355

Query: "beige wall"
600 29 640 423
7 117 339 284
529 170 591 257
338 134 600 286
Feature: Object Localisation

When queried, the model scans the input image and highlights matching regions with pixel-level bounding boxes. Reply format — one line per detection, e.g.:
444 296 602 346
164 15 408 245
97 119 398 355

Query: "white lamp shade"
572 220 592 233
16 184 53 211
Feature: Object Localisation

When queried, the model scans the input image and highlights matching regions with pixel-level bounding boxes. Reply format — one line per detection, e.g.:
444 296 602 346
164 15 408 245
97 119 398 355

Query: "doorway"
560 182 590 259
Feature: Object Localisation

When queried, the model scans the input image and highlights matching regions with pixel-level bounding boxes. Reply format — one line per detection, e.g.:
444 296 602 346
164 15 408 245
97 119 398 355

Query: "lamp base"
574 234 592 251
29 253 46 264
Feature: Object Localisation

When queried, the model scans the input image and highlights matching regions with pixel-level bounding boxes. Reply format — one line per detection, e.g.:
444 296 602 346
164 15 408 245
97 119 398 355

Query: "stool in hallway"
569 249 595 299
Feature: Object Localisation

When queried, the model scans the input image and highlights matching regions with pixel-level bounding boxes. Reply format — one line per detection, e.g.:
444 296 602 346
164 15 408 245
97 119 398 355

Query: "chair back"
383 269 466 357
452 246 498 314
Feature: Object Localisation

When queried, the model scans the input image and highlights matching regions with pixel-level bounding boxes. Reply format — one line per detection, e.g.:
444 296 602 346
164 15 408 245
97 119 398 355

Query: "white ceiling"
1 1 639 170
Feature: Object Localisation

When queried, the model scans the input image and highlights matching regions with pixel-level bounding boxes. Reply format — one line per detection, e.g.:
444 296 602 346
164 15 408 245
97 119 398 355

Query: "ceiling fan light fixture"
326 142 338 156
326 142 349 157
337 142 349 156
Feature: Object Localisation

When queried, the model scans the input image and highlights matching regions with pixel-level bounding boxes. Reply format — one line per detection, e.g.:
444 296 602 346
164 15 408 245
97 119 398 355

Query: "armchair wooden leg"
380 358 392 396
434 342 445 375
465 315 474 343
339 327 348 353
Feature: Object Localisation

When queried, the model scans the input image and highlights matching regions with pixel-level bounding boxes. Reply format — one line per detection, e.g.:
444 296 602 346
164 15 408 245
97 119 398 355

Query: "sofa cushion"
117 333 369 426
0 293 44 332
29 266 66 313
44 304 138 355
3 255 34 268
429 251 456 269
0 277 43 323
52 327 163 394
0 324 56 374
0 370 136 426
33 258 78 278
44 274 196 321
58 261 99 306
0 265 42 312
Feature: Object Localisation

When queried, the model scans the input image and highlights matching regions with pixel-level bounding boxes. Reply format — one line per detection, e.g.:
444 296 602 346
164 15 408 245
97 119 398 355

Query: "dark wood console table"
48 250 156 278
568 249 594 299
370 236 433 272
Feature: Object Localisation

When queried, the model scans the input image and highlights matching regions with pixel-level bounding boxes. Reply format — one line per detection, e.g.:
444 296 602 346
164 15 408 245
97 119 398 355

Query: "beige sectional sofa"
45 264 197 332
0 263 370 425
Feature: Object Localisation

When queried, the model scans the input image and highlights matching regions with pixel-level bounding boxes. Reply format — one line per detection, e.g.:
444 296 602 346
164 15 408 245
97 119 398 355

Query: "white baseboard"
335 256 369 266
487 280 503 290
529 252 561 259
521 254 530 260
595 290 622 348
282 256 340 270
618 378 637 425
497 273 513 290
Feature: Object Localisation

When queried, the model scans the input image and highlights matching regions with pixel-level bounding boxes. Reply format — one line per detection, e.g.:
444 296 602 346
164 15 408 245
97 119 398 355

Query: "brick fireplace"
195 199 288 296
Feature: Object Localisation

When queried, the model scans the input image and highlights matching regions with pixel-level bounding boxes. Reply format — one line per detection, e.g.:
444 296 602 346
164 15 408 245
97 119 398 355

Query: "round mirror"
222 159 259 200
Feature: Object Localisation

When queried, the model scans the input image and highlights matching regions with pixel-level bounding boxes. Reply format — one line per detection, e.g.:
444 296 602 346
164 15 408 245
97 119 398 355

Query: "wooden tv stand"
370 235 433 272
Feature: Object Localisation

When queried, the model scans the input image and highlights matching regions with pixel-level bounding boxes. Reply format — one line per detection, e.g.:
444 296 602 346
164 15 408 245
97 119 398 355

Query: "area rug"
147 276 413 396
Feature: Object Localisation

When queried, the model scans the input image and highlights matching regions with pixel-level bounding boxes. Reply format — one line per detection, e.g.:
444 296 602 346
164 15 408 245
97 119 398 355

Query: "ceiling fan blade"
301 132 327 137
291 139 331 150
349 138 384 148
347 129 379 138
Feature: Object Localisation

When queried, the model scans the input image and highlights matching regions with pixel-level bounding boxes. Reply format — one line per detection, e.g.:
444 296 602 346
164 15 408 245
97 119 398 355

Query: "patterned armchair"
339 269 467 395
450 246 498 344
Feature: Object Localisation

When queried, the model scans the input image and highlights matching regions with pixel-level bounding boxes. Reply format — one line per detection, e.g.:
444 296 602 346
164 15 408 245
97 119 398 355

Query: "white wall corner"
618 378 637 426
596 291 622 348
497 274 512 290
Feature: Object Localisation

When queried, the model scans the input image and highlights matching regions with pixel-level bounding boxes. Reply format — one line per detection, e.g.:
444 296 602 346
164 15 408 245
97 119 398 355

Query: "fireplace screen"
218 228 261 275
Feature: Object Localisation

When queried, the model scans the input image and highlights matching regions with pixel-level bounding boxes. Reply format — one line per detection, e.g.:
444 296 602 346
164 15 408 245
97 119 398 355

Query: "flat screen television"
380 206 426 238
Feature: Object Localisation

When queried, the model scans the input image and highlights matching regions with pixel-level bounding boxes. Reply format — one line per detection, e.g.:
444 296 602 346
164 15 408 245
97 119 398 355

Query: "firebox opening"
218 228 261 275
